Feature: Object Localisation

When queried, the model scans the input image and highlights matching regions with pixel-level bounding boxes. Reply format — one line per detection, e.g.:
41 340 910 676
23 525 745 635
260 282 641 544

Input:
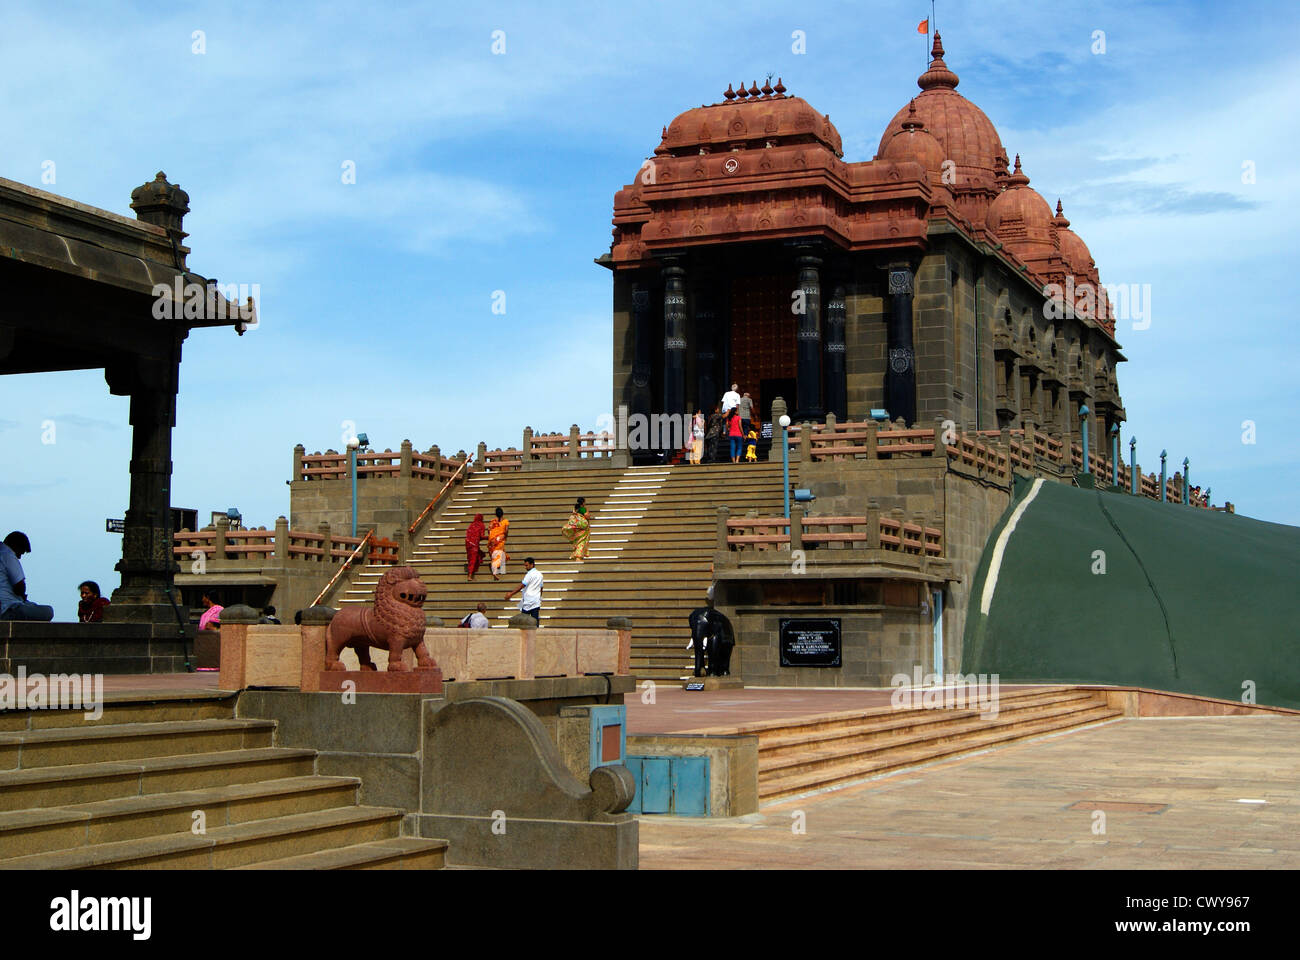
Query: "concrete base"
683 676 745 691
415 813 637 870
0 621 193 674
317 669 443 694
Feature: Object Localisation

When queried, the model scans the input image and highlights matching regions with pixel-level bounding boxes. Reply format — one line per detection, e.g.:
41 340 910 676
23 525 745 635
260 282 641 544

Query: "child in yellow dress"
744 429 759 462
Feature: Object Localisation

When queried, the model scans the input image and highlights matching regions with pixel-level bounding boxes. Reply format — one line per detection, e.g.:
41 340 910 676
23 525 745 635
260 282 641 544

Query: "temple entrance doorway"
729 271 797 422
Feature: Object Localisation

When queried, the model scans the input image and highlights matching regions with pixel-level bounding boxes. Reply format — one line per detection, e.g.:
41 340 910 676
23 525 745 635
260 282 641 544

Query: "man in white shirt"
721 383 741 413
504 557 543 626
460 602 492 629
0 531 54 622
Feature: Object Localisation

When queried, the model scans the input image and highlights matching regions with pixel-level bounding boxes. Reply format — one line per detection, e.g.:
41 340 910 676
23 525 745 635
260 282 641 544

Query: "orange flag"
917 18 928 34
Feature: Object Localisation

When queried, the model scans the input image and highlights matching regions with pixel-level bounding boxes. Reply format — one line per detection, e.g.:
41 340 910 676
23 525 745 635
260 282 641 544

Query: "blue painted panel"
670 756 710 817
624 756 643 814
588 705 627 770
639 757 671 814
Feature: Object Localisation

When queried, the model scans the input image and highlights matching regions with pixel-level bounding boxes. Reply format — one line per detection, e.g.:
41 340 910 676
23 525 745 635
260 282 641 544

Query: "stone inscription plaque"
779 618 841 668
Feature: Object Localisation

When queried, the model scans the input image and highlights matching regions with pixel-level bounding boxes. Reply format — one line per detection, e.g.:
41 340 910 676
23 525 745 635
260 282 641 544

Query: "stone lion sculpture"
325 565 437 673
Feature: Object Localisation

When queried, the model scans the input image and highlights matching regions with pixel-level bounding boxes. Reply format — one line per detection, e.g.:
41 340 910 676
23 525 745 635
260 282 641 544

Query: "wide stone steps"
0 694 447 870
748 690 1122 802
331 461 790 679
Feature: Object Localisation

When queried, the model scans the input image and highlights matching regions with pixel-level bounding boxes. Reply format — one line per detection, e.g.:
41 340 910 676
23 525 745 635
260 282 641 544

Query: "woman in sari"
690 411 705 465
488 507 509 581
465 513 487 581
562 497 591 561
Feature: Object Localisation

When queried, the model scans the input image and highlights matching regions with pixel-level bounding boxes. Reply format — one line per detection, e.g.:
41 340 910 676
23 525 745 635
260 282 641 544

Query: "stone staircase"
0 693 446 869
696 687 1123 803
339 461 789 681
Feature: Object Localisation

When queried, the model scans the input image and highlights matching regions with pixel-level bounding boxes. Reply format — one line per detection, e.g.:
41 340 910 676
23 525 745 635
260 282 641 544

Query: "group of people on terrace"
0 530 109 624
689 383 758 465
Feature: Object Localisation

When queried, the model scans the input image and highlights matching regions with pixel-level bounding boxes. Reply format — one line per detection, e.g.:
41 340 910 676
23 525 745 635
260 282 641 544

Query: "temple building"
600 34 1126 447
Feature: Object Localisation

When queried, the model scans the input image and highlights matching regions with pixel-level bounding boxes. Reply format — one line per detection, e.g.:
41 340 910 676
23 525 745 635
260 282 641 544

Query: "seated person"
0 532 54 622
259 605 281 624
77 580 111 622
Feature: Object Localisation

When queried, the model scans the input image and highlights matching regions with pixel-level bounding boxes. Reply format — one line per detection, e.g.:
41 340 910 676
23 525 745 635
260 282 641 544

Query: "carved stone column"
104 343 185 624
695 297 717 417
823 284 847 420
630 283 653 428
662 259 687 421
795 248 823 419
886 266 917 426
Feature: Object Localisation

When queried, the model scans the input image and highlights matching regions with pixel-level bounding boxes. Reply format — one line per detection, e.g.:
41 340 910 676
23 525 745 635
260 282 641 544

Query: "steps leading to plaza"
691 687 1124 802
0 694 447 869
340 461 789 680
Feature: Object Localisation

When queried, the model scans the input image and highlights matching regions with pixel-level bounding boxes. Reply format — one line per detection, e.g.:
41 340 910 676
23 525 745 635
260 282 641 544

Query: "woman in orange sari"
562 497 590 561
465 513 486 581
488 507 509 581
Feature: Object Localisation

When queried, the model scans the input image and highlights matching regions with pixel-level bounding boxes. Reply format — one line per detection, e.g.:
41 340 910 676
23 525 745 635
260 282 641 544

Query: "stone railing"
174 516 370 565
785 413 1221 510
718 506 943 558
295 440 468 484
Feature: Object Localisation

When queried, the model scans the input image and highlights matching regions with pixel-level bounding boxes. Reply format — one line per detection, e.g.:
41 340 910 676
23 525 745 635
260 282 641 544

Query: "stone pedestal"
317 668 444 694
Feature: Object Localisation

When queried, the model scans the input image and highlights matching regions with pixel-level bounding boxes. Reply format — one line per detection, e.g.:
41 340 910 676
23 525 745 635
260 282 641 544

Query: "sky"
2 0 1297 620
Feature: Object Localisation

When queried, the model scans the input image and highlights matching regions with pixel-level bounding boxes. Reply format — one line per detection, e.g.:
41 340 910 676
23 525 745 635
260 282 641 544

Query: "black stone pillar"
630 284 653 420
795 249 823 419
886 267 917 425
695 300 717 418
104 342 186 623
662 259 687 420
824 285 847 420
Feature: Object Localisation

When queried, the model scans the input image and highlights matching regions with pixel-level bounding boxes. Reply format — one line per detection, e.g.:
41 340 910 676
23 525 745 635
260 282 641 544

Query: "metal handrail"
407 457 470 537
311 528 375 607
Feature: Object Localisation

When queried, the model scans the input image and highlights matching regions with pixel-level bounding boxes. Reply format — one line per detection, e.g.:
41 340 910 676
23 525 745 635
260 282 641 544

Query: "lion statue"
325 565 437 673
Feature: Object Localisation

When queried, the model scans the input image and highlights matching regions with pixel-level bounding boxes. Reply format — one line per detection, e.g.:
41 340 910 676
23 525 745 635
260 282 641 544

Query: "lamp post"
1078 404 1090 475
1183 457 1190 507
779 414 792 521
1129 437 1138 495
1110 424 1120 487
1160 450 1167 503
347 432 369 538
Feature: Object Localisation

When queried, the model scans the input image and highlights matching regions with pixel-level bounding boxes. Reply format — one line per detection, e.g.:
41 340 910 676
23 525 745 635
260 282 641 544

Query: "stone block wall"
289 475 439 542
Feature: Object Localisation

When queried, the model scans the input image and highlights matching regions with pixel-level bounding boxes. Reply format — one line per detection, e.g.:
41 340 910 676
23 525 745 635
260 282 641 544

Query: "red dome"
985 156 1056 258
1052 200 1096 276
877 34 1008 195
880 100 946 175
659 82 843 158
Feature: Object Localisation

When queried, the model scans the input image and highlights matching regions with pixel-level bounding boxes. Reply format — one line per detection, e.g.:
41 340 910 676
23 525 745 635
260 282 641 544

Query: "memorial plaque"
684 681 705 691
105 518 125 534
779 618 841 667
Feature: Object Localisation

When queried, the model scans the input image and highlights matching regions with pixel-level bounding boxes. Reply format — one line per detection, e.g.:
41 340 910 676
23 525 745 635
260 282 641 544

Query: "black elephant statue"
687 607 735 677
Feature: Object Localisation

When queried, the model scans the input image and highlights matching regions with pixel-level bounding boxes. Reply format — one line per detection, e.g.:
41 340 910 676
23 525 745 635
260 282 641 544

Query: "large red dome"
658 81 843 158
877 34 1008 203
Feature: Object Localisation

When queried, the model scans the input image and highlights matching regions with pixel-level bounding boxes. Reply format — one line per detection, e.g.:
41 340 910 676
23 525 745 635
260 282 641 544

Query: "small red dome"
985 155 1056 257
1052 199 1096 275
880 100 946 175
660 85 843 158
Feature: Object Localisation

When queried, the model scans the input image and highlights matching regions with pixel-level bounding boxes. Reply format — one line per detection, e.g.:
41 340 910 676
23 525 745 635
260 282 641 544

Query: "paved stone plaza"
638 717 1300 869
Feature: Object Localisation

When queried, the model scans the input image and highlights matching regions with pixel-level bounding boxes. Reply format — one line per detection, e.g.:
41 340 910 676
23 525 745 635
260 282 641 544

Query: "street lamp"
1078 404 1091 475
347 433 369 537
1160 450 1167 503
779 414 792 521
1183 457 1190 507
1129 437 1138 495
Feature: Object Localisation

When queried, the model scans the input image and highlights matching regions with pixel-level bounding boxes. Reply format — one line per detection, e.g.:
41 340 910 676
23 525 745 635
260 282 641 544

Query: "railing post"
932 416 945 455
476 441 487 467
865 418 878 460
293 443 305 482
715 505 731 554
912 512 927 567
569 424 581 459
274 516 289 563
866 499 881 549
428 445 442 483
319 521 332 565
1024 420 1037 470
214 515 229 565
399 439 413 479
790 504 804 553
522 427 534 464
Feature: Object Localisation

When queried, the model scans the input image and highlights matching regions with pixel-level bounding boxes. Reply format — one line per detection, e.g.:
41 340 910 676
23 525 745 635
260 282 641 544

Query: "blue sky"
2 0 1297 620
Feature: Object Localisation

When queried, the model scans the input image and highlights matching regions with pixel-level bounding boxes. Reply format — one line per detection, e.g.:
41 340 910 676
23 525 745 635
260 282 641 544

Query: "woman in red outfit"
727 409 744 463
77 581 110 622
465 514 487 581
